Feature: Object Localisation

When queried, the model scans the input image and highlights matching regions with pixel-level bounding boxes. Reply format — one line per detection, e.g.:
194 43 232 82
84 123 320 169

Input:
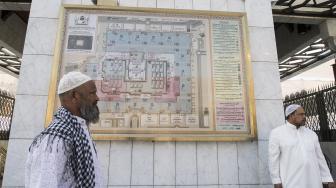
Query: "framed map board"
46 5 256 141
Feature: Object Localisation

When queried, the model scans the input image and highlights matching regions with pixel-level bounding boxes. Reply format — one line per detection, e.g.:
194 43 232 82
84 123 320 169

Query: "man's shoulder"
270 124 287 133
302 126 318 137
269 124 287 139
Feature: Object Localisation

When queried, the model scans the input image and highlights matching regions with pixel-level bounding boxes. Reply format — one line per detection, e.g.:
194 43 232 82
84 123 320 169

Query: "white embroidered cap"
57 71 92 94
285 104 302 117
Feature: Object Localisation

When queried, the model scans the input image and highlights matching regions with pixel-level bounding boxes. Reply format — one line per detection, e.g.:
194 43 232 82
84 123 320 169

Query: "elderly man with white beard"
25 71 102 188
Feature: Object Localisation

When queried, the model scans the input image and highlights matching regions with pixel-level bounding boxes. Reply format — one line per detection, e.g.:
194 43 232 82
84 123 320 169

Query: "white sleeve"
313 134 333 183
25 136 73 188
268 130 282 184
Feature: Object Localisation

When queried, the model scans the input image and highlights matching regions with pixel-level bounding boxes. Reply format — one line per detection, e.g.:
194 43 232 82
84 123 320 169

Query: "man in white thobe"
25 72 102 188
269 104 335 188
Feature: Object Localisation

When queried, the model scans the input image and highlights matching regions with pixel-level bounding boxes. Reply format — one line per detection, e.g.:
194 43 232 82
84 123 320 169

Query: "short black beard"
80 102 100 124
294 120 305 128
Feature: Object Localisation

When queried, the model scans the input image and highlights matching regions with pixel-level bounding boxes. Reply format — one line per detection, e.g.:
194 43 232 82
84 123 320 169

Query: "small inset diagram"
67 35 93 50
75 15 89 25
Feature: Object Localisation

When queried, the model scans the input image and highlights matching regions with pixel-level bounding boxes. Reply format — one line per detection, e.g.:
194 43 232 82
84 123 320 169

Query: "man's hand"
328 182 336 188
274 184 283 188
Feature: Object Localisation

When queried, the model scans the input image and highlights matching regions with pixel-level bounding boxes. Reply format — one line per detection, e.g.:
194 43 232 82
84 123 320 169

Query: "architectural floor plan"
63 12 213 130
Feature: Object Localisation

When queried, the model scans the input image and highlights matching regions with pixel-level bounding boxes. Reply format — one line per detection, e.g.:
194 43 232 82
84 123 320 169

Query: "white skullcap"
285 104 302 117
57 71 92 94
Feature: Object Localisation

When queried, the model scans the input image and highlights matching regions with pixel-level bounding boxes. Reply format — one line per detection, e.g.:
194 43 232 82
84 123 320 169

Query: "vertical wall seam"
196 142 198 186
216 142 220 185
107 141 111 186
153 141 155 186
130 140 134 186
174 141 177 187
236 142 240 186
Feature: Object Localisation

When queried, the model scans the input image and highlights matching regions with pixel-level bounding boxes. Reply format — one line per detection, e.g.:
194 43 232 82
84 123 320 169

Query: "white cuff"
272 178 282 184
322 176 334 183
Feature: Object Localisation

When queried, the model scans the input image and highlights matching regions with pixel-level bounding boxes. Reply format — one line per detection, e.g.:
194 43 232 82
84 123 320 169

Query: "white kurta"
25 116 102 188
269 122 333 188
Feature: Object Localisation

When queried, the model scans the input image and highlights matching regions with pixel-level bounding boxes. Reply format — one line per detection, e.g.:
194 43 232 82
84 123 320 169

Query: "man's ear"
287 113 294 121
71 90 80 103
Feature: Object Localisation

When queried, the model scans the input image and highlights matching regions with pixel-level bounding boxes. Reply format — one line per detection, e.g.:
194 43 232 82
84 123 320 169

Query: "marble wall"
2 0 284 187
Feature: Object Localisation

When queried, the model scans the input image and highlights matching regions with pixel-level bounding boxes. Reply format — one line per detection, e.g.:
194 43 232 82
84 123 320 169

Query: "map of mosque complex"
63 13 212 130
61 11 247 131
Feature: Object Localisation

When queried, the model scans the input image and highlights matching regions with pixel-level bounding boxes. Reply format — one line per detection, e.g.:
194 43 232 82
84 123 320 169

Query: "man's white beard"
80 103 100 124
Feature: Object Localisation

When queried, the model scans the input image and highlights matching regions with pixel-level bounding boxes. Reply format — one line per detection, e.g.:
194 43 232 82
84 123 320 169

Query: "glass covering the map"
49 6 256 141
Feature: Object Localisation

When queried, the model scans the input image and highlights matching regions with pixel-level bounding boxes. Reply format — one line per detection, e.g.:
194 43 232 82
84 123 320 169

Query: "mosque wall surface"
2 0 284 187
